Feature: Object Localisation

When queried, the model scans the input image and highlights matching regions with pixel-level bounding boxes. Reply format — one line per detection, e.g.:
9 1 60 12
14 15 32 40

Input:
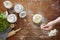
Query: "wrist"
54 17 60 23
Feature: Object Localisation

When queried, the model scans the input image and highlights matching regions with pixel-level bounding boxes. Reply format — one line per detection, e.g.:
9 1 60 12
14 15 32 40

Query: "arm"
40 17 60 30
52 17 60 25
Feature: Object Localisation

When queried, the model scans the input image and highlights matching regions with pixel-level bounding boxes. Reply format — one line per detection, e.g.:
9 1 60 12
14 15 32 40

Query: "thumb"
43 26 52 30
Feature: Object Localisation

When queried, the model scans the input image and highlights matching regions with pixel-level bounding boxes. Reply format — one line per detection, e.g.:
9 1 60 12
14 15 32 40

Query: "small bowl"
4 11 8 18
14 4 24 13
33 14 43 24
3 1 13 9
19 11 26 18
7 14 17 23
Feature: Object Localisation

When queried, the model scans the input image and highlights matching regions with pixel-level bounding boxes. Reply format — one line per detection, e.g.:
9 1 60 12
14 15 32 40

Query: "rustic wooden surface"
0 0 60 40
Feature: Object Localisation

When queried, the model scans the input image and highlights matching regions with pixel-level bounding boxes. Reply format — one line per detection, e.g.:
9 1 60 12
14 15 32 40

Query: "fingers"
40 24 46 30
40 24 53 30
43 26 52 30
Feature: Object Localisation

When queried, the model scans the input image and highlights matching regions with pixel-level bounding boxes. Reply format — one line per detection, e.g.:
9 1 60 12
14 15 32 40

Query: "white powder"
48 29 58 37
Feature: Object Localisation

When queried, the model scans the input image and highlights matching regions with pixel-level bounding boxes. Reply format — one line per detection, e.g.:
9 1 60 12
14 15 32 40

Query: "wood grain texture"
0 0 60 40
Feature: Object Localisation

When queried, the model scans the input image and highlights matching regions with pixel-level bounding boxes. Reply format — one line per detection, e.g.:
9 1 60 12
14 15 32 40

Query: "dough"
48 29 58 37
19 11 26 18
3 1 13 9
14 4 24 13
7 14 17 23
33 14 43 23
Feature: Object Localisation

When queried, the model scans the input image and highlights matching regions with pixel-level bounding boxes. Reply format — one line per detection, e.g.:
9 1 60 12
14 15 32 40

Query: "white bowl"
19 11 26 18
7 14 17 23
33 14 43 24
3 1 13 9
4 11 8 18
14 4 24 13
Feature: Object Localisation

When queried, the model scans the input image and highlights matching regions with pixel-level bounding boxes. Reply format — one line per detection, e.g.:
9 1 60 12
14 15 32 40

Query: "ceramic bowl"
7 14 17 23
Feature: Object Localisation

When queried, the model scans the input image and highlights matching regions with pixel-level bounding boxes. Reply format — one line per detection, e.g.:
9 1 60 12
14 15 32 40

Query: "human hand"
40 21 55 30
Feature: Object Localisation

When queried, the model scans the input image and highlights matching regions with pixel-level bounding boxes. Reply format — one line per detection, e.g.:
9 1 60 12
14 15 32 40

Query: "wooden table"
0 0 60 40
